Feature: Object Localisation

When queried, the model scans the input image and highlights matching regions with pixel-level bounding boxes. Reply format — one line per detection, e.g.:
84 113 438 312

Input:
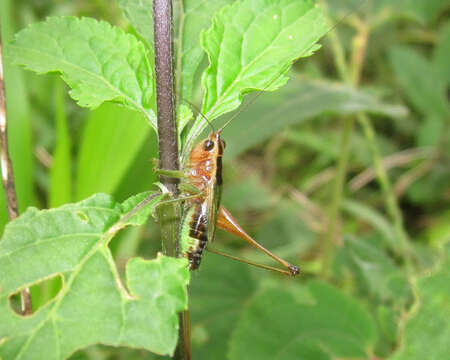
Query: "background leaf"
7 16 157 128
118 0 154 44
0 193 189 359
190 254 257 360
434 22 450 86
175 0 230 101
389 46 449 120
229 281 377 360
389 248 449 360
76 103 152 200
221 78 407 158
49 80 72 207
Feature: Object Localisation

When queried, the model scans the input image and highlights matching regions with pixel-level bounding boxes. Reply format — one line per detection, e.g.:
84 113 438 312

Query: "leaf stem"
0 35 32 314
152 1 189 359
357 113 411 266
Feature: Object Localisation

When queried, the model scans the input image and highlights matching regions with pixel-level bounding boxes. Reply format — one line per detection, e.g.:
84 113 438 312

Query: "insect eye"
203 140 214 151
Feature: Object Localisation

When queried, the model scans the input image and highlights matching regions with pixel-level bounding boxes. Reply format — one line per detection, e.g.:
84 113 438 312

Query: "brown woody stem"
153 1 189 359
0 34 32 315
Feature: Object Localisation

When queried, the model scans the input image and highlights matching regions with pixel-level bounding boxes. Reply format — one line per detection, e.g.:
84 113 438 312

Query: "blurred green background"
1 0 449 359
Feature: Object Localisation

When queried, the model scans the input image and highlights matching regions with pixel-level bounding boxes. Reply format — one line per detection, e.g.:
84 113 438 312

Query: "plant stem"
322 117 354 279
322 10 411 276
153 0 179 256
153 1 189 359
0 35 32 315
351 19 411 267
321 13 366 279
358 113 411 264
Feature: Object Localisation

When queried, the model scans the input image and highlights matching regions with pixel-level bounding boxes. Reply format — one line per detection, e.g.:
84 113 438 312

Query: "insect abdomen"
180 203 208 270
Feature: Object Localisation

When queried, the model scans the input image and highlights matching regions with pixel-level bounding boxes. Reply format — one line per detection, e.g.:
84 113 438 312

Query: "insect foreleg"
178 182 202 195
154 168 186 179
150 193 202 220
216 206 300 276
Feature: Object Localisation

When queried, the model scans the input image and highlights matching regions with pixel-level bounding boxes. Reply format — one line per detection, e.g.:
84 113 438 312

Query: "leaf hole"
9 274 63 316
109 224 161 297
76 210 89 223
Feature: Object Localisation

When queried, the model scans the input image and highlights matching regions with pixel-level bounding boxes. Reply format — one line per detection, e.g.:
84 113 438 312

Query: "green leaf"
114 130 159 201
222 175 275 211
201 0 327 119
184 0 329 155
49 80 72 207
255 202 316 259
76 103 152 200
119 0 231 101
389 46 449 120
7 16 157 128
434 21 450 87
328 0 448 25
177 104 194 148
416 114 445 147
398 0 449 24
118 0 154 44
342 199 396 248
0 193 189 358
389 251 450 360
190 255 256 359
229 281 377 360
176 0 230 101
341 235 410 304
221 78 408 158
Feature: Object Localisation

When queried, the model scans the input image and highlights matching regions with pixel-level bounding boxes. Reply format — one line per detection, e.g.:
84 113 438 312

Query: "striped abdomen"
180 202 209 270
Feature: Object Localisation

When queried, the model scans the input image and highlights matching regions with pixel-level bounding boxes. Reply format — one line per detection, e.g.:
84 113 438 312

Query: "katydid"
179 129 299 276
157 126 299 276
153 0 368 277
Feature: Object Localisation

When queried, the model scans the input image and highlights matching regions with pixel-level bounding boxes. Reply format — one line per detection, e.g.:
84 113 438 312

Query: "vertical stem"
0 36 32 314
153 0 179 258
358 113 411 265
153 0 179 196
321 14 367 279
153 1 189 359
321 117 354 278
322 11 411 276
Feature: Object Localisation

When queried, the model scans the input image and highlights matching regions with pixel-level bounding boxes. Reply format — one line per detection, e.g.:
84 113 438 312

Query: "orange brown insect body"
179 130 299 276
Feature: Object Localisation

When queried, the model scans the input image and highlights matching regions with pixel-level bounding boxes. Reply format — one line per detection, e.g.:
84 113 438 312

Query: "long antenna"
181 98 215 133
218 0 368 132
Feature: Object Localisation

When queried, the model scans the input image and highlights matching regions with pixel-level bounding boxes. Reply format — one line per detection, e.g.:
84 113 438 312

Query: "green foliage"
76 104 152 200
49 80 72 207
1 0 449 359
229 281 377 359
389 249 450 360
7 17 157 128
118 0 154 44
176 0 232 101
0 193 189 359
190 255 257 359
184 0 328 152
222 78 407 157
